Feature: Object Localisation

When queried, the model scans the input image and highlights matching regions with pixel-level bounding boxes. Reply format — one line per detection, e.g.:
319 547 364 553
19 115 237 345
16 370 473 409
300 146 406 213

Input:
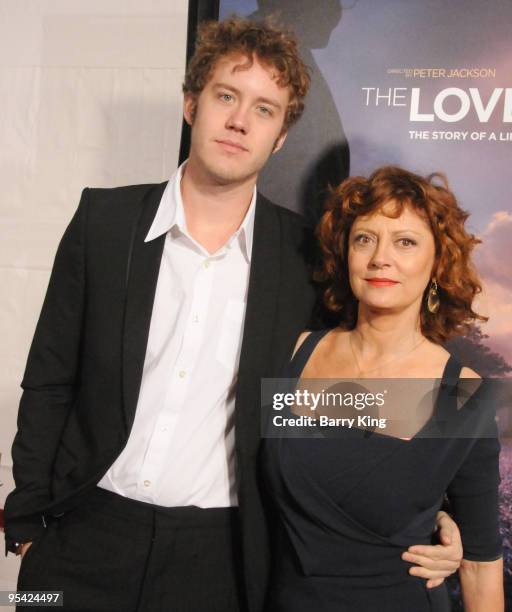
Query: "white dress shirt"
98 162 256 507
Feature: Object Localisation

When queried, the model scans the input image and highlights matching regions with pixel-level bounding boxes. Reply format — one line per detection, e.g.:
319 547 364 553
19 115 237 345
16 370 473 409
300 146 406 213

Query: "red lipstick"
365 278 399 287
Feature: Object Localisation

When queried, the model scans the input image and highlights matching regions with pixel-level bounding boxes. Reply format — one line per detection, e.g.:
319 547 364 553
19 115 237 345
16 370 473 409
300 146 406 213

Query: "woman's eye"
354 234 371 244
398 238 416 247
220 93 233 102
258 106 271 116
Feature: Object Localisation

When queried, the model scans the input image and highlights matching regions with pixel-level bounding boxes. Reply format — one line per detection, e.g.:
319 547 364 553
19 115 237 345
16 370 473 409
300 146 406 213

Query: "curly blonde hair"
183 16 310 130
315 166 487 343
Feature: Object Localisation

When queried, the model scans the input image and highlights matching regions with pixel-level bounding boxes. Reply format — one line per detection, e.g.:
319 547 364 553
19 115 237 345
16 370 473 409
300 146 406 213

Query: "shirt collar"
144 160 256 262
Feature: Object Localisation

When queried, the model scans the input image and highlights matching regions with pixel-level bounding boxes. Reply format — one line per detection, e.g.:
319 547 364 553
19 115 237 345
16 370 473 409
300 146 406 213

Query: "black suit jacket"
4 182 317 612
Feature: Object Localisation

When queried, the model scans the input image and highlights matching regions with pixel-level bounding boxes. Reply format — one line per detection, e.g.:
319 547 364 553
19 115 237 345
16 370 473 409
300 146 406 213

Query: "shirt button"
179 370 186 378
143 480 151 487
203 260 210 269
192 314 199 323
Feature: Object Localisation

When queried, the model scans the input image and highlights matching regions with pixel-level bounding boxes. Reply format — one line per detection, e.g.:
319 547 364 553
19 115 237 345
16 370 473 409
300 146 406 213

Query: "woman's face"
348 203 436 316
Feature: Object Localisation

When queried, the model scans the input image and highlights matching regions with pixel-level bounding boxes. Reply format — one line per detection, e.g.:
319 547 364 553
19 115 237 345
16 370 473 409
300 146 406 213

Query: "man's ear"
272 130 288 154
183 94 197 126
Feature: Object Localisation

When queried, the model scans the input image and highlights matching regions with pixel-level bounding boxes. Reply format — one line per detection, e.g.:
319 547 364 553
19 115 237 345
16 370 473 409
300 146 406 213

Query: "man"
4 16 462 612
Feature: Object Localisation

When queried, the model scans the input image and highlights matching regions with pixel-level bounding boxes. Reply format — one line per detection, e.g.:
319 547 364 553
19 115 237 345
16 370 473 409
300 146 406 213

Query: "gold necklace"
348 331 426 377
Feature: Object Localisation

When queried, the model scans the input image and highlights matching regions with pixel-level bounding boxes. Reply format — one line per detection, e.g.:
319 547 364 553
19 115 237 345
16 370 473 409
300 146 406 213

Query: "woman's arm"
445 375 504 611
459 557 504 612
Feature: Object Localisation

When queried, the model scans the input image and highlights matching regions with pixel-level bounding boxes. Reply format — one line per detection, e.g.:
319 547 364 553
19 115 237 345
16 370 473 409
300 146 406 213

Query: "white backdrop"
0 0 189 469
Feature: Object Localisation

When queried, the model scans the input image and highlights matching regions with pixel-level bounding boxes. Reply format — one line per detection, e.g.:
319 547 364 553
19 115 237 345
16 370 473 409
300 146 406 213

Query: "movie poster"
219 0 512 607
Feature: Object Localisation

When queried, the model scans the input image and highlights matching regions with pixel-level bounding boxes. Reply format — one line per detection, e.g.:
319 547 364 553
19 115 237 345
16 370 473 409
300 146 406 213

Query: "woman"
262 166 503 611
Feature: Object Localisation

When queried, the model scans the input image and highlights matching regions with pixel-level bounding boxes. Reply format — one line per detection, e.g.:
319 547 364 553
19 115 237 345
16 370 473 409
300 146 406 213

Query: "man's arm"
4 189 88 553
401 510 463 588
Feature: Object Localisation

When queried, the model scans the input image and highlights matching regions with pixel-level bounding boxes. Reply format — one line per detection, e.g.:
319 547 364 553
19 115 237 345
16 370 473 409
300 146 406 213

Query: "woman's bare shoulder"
460 366 481 379
424 342 481 382
292 328 348 359
292 331 313 358
426 342 481 379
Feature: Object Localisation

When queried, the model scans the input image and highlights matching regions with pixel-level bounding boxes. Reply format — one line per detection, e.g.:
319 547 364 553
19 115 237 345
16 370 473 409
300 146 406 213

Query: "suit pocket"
20 540 39 568
18 523 54 581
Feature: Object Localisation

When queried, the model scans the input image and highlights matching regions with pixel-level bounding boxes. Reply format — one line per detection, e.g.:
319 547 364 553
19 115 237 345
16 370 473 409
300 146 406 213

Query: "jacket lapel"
234 194 282 459
121 182 167 434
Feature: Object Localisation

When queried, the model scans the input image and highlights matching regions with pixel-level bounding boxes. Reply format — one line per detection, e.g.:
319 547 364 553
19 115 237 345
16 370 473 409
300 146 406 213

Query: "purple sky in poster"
220 0 512 366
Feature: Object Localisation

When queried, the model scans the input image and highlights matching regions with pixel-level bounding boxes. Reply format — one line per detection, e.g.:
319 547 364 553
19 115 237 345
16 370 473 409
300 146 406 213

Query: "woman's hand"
401 511 463 588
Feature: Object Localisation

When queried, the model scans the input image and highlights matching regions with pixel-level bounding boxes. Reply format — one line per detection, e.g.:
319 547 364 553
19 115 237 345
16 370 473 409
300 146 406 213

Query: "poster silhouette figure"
250 0 350 224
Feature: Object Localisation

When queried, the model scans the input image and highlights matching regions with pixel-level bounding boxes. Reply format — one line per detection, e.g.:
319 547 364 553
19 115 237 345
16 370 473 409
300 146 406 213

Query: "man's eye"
258 106 272 116
220 93 233 102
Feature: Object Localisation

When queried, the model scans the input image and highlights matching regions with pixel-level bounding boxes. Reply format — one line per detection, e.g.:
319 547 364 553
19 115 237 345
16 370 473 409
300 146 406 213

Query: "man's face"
184 53 290 186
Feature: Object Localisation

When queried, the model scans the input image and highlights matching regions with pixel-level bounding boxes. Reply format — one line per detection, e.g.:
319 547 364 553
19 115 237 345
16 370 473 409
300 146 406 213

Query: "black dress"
262 330 502 612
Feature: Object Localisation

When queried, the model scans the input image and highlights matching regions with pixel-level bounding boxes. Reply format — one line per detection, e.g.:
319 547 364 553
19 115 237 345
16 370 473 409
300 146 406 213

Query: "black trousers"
17 487 245 612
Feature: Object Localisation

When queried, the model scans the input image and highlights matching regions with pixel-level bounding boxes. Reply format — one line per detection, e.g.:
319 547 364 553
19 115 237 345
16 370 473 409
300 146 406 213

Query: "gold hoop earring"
427 279 440 314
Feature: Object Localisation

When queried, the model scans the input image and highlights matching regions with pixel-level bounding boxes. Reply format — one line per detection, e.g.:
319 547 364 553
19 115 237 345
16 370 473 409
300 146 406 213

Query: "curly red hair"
315 166 487 343
183 16 310 130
